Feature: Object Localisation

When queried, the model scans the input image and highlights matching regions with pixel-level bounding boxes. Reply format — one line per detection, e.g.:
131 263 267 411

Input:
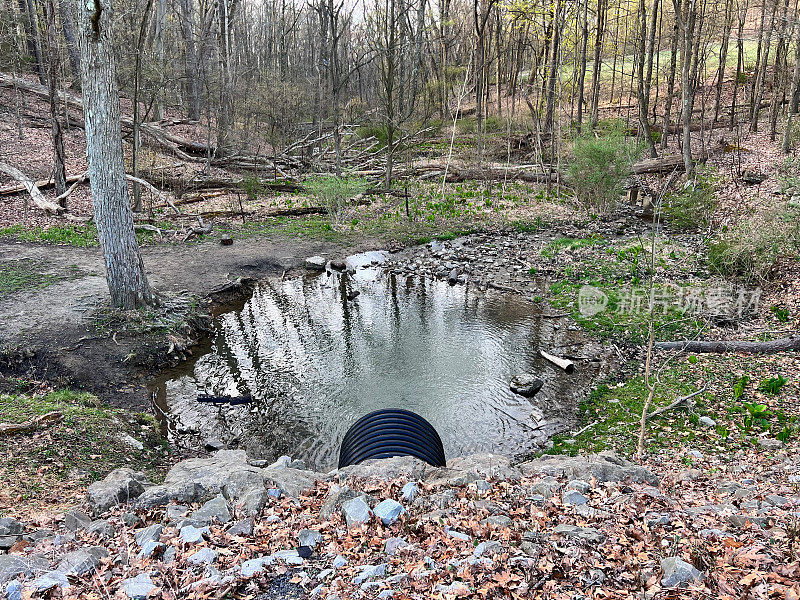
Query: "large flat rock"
518 451 659 485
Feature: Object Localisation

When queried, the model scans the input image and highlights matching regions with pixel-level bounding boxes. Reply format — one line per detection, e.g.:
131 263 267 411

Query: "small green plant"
776 425 795 442
770 305 790 322
758 375 788 395
733 375 749 400
567 122 641 214
688 355 698 364
741 402 772 432
304 174 368 226
715 424 730 439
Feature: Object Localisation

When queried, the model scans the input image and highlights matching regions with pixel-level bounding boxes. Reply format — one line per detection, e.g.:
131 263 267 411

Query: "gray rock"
333 555 348 569
31 571 70 592
121 573 156 600
699 416 716 427
137 540 164 559
553 524 604 543
444 526 471 542
764 495 789 507
528 493 546 506
165 505 189 522
63 509 91 532
180 524 209 543
240 556 274 577
566 480 591 494
120 513 141 527
400 482 419 502
262 466 326 499
698 528 735 539
118 433 144 451
645 513 671 527
136 450 262 508
689 450 704 460
57 547 109 575
134 524 162 547
163 547 177 565
320 485 360 519
0 519 23 537
339 455 436 482
510 374 544 397
384 537 408 555
228 519 254 536
298 529 323 549
5 581 21 600
481 515 512 527
757 437 783 449
727 514 771 529
353 563 387 585
660 557 703 588
473 541 502 558
519 451 659 485
374 499 404 525
0 555 48 585
342 497 373 528
192 494 231 524
188 548 218 566
305 256 327 270
87 469 151 515
474 479 492 492
562 489 589 506
87 519 116 539
446 453 520 481
273 550 303 565
240 487 268 517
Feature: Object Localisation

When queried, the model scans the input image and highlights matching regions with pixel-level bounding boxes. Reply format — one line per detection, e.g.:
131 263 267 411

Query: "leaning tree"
76 0 155 309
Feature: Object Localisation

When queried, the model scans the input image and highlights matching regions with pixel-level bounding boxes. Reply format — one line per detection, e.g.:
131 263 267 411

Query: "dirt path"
0 236 383 406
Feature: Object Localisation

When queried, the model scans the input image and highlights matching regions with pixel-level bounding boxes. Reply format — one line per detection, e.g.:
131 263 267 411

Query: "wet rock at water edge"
330 259 347 271
305 256 327 270
510 374 544 397
87 468 152 515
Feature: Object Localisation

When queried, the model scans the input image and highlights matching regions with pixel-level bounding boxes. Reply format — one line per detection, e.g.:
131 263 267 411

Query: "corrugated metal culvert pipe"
338 408 446 468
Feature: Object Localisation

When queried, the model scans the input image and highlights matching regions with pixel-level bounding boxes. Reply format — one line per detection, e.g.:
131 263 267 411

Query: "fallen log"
0 173 87 197
632 153 708 175
655 336 800 354
0 162 65 214
0 411 62 436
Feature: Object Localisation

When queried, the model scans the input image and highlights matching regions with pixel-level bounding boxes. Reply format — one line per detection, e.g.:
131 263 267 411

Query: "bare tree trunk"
712 0 733 123
45 0 67 196
637 0 657 157
58 0 81 86
76 0 155 309
576 0 588 132
783 9 800 152
18 0 47 84
132 0 155 213
661 0 681 150
589 0 607 127
751 0 777 131
178 0 201 120
543 0 562 133
216 0 239 157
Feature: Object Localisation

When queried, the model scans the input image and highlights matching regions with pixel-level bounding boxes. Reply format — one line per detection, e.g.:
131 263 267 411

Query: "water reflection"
153 254 602 470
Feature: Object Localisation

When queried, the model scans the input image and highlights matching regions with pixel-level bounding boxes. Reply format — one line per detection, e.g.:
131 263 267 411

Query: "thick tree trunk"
76 0 155 309
661 0 681 150
575 0 588 132
751 0 777 131
636 0 656 157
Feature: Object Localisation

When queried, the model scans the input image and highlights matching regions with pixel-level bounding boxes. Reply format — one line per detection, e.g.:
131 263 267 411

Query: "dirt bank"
0 236 383 407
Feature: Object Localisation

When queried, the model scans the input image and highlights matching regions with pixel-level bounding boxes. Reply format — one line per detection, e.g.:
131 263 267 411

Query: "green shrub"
456 118 476 134
663 166 718 230
304 174 368 226
567 123 640 213
758 375 788 395
239 175 264 200
355 122 390 144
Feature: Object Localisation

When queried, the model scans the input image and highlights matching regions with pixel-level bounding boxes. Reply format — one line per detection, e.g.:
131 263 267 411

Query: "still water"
152 252 605 470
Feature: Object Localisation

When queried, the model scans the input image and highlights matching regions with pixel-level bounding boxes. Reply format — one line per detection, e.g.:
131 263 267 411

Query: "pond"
151 251 609 471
